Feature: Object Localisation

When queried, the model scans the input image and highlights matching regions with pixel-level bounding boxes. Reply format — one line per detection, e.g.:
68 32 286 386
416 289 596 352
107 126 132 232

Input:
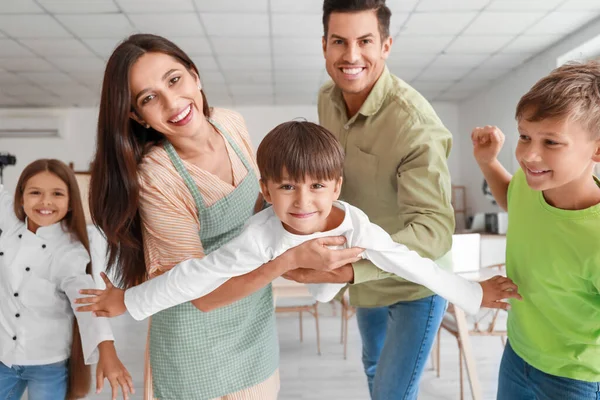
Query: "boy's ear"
333 177 343 200
592 141 600 163
259 179 273 204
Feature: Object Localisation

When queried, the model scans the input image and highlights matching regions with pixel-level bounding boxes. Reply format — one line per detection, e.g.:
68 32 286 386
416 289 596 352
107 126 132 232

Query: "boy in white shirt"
76 121 521 320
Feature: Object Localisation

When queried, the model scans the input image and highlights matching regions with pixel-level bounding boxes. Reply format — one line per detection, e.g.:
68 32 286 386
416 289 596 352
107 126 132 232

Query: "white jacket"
0 186 114 367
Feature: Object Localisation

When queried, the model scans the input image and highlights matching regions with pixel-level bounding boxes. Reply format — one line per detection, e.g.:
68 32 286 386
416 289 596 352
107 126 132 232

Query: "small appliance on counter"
468 212 508 234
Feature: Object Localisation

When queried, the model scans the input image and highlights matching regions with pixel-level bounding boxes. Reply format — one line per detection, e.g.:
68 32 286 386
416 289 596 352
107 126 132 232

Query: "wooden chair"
69 162 93 225
452 185 467 231
432 234 507 400
339 287 356 360
272 278 322 355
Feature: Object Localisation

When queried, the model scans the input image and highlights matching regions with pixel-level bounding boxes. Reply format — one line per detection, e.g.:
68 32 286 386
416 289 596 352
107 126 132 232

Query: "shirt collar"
330 66 393 119
278 200 352 241
23 217 66 240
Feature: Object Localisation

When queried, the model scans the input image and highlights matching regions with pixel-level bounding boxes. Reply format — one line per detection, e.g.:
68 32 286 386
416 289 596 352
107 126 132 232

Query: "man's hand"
75 272 127 318
283 265 354 284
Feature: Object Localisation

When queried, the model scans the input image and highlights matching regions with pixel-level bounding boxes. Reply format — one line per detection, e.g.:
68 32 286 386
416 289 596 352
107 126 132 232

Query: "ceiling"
0 0 599 108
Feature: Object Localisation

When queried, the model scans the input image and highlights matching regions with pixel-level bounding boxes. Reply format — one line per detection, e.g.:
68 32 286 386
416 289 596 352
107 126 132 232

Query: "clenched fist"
472 125 506 165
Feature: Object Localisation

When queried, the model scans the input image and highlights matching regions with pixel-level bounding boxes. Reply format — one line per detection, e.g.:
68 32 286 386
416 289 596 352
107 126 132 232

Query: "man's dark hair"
323 0 392 39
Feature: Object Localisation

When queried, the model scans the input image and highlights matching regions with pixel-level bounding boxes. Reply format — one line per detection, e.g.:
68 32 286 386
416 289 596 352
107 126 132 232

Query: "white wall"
236 105 318 146
433 102 461 185
0 108 98 193
0 101 460 194
458 17 600 216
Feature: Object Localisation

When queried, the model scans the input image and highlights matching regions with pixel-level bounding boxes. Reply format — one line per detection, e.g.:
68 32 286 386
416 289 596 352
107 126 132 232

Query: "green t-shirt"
506 168 600 382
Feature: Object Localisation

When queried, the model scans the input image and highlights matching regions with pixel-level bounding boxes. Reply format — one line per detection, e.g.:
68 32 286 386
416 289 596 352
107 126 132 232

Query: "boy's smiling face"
516 113 600 205
260 171 343 235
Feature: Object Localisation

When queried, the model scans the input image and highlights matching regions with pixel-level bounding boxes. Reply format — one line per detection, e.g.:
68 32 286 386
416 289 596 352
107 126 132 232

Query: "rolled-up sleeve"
352 115 455 285
391 115 455 259
138 166 205 277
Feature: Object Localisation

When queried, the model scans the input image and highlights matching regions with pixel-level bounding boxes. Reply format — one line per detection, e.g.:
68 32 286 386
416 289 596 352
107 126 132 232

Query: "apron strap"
164 117 257 216
207 118 255 174
164 141 206 215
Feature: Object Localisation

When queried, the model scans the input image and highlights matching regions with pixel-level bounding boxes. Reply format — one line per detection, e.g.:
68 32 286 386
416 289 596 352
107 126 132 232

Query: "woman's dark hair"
90 33 211 289
15 159 92 399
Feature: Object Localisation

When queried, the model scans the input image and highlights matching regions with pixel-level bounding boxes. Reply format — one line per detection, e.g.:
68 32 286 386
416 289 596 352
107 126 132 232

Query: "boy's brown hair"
257 121 344 183
516 61 600 139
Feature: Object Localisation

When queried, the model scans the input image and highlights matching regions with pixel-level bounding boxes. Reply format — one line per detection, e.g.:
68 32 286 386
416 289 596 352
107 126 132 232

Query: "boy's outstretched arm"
361 222 521 315
75 236 363 318
472 125 512 211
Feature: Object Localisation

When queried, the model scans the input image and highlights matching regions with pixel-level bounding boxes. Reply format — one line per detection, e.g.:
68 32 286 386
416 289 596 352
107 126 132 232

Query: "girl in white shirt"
0 159 133 400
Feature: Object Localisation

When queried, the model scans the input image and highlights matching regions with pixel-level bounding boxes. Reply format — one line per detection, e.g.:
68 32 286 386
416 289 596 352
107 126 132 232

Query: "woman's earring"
145 123 150 129
198 84 202 91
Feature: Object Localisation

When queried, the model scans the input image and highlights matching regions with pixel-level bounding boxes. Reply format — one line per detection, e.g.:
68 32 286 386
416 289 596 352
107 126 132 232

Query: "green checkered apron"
149 118 279 399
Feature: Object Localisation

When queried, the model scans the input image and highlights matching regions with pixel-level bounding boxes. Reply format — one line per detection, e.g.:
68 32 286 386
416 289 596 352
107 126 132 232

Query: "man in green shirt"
284 1 455 398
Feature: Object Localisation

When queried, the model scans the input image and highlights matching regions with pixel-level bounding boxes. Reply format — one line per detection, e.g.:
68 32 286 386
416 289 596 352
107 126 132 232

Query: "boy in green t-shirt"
472 61 600 399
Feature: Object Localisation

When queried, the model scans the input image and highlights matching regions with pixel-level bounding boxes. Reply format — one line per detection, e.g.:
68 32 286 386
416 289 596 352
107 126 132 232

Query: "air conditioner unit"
0 111 65 138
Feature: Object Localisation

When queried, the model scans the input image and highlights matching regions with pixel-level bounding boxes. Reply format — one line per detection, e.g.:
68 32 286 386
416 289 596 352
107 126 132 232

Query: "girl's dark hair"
89 33 211 289
14 159 92 399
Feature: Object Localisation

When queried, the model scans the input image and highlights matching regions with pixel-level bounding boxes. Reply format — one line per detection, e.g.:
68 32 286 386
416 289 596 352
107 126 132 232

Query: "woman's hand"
75 272 127 318
96 341 135 400
284 236 364 272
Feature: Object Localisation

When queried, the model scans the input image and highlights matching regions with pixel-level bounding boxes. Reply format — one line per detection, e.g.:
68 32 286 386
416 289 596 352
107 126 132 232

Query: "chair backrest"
451 233 481 274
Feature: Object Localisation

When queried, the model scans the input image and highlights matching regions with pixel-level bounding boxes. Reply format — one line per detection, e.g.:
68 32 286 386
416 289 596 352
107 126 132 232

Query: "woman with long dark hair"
88 34 362 399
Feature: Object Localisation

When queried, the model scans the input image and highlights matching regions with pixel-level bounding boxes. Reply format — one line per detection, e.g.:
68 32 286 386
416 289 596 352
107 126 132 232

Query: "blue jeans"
498 341 600 400
0 360 68 400
356 294 447 400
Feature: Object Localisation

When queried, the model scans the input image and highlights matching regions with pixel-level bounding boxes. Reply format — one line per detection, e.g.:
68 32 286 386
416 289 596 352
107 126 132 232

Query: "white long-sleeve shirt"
0 186 114 367
125 201 483 320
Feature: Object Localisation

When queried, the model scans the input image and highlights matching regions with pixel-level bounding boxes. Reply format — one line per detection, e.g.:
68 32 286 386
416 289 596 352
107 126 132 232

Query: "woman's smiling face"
129 52 205 139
